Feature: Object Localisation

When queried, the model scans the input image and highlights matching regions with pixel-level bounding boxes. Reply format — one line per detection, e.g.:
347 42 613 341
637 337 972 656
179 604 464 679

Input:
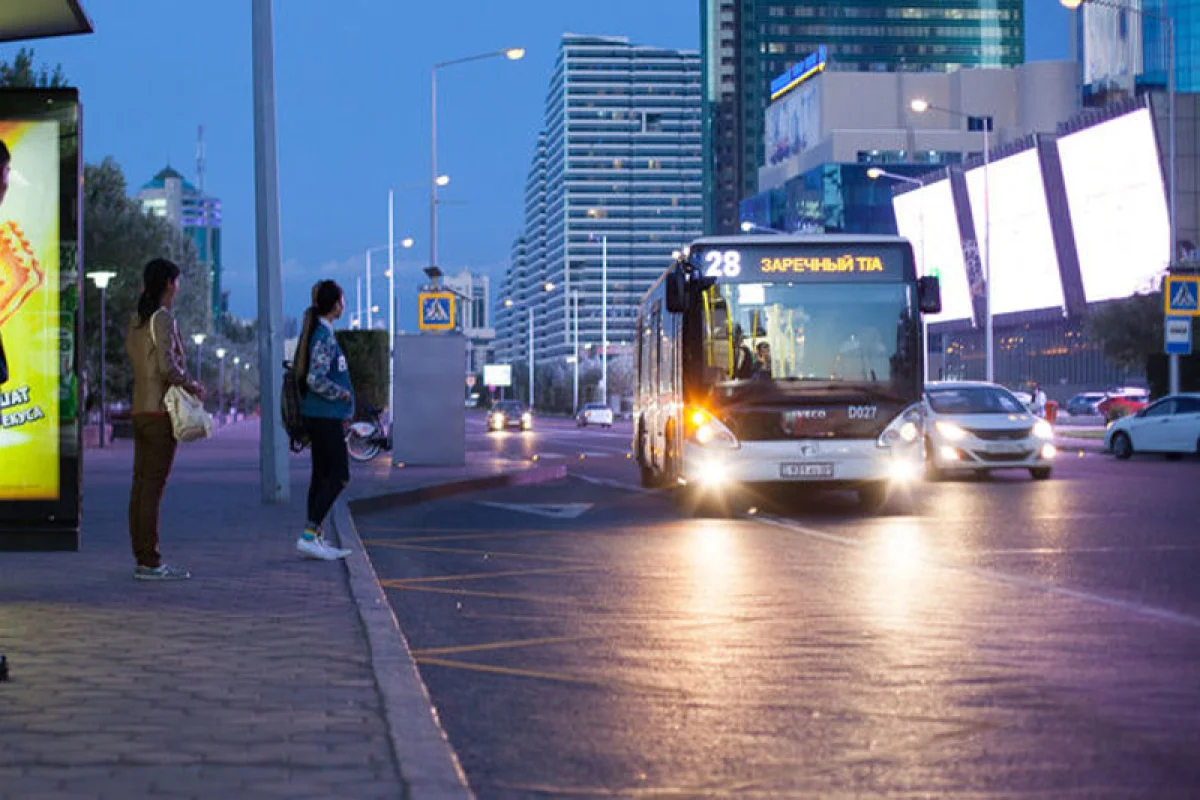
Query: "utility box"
392 333 466 466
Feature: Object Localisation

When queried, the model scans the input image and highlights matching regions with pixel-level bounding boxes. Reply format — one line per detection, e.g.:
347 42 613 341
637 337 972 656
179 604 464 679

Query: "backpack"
281 360 310 452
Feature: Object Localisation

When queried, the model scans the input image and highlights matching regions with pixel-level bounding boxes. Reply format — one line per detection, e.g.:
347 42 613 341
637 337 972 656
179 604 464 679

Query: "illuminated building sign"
690 241 910 283
770 45 827 100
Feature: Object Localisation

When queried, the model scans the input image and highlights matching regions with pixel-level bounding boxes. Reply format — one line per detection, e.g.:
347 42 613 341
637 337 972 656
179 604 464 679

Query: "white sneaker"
319 538 351 559
297 537 346 561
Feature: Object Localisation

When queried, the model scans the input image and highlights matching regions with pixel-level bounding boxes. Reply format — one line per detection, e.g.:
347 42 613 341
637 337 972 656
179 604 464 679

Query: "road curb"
330 464 567 800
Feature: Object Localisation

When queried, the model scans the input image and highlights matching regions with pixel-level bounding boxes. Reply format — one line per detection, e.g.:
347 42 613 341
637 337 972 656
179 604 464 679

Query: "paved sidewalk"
0 419 538 799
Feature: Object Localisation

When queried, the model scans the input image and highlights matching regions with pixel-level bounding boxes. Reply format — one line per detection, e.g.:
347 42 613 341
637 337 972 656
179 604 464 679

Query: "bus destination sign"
690 243 909 283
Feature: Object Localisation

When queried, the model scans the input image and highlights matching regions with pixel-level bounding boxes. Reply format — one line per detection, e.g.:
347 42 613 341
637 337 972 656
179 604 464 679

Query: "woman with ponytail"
124 258 204 581
295 279 354 561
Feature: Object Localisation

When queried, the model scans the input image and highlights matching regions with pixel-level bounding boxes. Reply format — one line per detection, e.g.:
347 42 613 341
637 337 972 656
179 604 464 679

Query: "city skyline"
20 0 1070 320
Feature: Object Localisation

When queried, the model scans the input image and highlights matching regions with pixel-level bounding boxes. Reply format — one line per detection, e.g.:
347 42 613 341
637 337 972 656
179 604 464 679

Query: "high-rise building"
136 166 223 320
702 0 1025 234
495 34 703 367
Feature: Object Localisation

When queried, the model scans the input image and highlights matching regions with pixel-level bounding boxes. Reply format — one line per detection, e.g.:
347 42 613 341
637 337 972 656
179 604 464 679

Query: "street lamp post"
571 289 580 414
1061 0 1177 392
910 97 993 383
232 356 241 419
431 46 525 271
600 235 608 408
867 168 930 381
191 333 206 381
87 271 117 448
215 347 227 425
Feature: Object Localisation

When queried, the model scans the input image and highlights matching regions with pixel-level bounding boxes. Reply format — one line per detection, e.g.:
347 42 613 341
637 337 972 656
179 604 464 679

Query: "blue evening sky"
19 0 1070 323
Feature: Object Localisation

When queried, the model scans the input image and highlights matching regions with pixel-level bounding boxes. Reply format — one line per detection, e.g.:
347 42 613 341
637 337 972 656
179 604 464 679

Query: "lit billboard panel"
1057 106 1170 302
892 180 973 322
965 148 1066 315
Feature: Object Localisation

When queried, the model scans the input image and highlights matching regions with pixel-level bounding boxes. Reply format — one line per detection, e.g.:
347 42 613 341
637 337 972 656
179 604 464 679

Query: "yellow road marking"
393 566 598 585
380 582 584 606
414 656 606 687
412 633 602 658
362 540 594 564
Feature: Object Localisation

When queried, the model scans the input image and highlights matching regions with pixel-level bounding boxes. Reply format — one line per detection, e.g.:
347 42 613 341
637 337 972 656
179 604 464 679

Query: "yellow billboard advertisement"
0 119 61 500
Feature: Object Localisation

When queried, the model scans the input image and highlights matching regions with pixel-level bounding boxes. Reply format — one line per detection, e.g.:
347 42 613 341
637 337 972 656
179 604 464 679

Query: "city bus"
633 234 942 512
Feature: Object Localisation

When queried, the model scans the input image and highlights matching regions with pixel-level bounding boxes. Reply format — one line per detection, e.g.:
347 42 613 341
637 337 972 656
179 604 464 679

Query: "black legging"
305 416 349 527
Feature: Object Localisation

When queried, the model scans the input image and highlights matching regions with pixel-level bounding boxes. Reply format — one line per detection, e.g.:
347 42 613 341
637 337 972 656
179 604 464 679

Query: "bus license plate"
780 462 834 479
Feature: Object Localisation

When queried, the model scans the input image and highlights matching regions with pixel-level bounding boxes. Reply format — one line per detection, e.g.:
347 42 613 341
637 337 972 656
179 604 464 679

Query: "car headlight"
934 420 967 442
1033 419 1053 440
686 407 739 449
877 404 923 448
522 412 532 424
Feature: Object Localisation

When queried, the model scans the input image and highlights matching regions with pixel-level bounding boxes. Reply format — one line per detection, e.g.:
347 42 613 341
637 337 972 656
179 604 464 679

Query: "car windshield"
495 403 524 413
927 386 1028 415
698 282 917 390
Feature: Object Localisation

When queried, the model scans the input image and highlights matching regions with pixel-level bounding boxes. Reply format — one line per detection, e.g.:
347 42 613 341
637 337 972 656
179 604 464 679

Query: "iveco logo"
788 409 827 420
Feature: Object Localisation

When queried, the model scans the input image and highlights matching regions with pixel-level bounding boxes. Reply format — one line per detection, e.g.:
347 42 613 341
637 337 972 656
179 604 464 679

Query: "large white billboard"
965 148 1066 316
1057 106 1170 302
892 180 974 322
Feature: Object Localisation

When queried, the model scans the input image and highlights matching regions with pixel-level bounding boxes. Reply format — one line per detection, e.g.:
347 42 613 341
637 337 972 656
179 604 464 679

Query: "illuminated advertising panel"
965 148 1066 315
892 180 973 322
0 90 81 550
1057 107 1170 303
764 79 820 167
483 364 512 388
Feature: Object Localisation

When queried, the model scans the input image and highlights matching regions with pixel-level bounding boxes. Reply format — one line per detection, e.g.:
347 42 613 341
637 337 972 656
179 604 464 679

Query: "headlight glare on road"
1041 443 1057 459
1033 419 1054 440
935 421 967 441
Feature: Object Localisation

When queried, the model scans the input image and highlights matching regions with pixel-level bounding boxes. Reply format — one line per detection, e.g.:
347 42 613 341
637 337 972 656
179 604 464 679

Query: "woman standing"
294 280 353 560
126 258 205 580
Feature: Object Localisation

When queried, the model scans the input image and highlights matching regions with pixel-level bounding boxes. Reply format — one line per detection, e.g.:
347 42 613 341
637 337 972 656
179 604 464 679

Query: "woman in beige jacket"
125 258 205 581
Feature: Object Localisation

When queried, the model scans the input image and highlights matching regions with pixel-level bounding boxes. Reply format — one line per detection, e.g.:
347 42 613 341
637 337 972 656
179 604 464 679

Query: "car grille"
975 451 1034 462
966 427 1032 441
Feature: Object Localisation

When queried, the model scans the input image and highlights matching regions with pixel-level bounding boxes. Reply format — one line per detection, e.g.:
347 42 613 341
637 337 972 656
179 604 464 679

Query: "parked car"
1064 392 1106 417
924 381 1056 480
1104 393 1200 459
1096 388 1149 422
576 403 614 428
488 401 532 432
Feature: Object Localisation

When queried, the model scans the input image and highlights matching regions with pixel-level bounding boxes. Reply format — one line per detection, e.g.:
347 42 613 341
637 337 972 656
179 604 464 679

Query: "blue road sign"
1165 316 1192 356
419 292 455 331
1165 276 1200 316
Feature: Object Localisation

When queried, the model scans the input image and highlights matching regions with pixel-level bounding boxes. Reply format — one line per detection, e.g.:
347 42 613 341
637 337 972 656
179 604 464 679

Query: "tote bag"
149 310 212 442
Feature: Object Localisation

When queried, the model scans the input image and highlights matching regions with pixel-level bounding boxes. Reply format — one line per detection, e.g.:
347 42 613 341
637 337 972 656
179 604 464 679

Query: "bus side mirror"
665 269 689 313
917 276 942 314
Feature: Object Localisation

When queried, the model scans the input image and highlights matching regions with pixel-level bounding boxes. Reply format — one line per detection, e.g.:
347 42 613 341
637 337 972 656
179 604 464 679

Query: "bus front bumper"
681 439 922 491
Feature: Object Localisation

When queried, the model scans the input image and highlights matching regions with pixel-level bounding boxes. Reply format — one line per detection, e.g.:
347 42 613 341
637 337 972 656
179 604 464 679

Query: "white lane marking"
476 502 594 519
574 474 654 495
753 515 1200 630
979 545 1200 556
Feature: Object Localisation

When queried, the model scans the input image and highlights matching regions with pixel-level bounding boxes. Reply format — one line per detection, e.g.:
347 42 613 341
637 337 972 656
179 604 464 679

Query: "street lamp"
191 333 206 380
1059 0 1178 392
911 96 995 383
868 169 931 381
215 347 227 425
740 221 787 235
431 46 525 271
87 271 117 448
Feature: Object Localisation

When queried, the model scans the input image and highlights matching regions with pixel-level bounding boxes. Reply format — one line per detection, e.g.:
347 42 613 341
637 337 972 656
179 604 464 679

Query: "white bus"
633 234 942 512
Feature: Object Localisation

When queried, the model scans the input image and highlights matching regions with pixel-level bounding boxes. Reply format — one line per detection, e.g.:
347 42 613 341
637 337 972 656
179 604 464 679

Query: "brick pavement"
0 420 406 799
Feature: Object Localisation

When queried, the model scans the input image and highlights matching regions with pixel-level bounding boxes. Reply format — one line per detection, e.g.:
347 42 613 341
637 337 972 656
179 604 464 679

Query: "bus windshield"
697 281 918 392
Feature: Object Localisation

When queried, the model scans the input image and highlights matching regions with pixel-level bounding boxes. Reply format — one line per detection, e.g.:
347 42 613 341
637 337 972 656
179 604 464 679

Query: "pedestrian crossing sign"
1165 276 1200 316
419 292 456 331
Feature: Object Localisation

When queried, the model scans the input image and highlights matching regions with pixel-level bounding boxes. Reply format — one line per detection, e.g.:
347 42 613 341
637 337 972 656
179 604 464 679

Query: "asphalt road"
358 415 1200 798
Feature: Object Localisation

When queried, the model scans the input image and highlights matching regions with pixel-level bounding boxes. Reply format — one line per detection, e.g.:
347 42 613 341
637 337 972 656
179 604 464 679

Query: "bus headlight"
686 407 740 449
877 404 923 448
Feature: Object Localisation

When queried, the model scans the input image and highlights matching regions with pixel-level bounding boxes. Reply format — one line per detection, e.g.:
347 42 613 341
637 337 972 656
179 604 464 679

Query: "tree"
0 48 68 88
1084 291 1164 375
83 158 212 407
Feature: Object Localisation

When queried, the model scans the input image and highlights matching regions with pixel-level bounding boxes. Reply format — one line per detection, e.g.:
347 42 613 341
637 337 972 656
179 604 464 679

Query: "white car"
576 402 614 428
924 381 1056 480
1104 393 1200 459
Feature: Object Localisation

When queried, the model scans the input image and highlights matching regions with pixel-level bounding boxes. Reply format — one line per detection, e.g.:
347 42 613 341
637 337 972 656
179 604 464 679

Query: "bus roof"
689 233 911 249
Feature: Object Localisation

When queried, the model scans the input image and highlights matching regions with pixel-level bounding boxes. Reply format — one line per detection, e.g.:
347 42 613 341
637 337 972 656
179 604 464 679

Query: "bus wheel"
637 426 658 488
857 482 888 514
